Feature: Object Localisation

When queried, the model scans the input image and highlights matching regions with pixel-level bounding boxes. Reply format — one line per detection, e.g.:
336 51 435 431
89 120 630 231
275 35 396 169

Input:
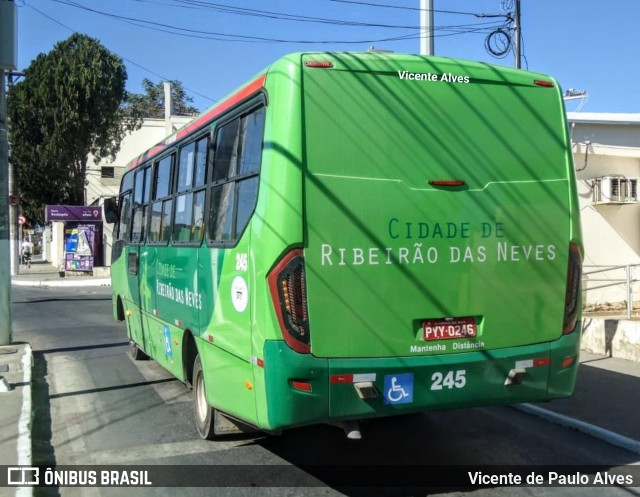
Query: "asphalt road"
11 286 640 497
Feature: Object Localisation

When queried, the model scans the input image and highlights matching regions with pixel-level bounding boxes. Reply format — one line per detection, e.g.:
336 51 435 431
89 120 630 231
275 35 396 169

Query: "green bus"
111 51 583 440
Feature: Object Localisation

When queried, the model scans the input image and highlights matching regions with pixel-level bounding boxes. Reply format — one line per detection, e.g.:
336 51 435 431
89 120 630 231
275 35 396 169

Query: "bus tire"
130 341 148 361
193 355 216 440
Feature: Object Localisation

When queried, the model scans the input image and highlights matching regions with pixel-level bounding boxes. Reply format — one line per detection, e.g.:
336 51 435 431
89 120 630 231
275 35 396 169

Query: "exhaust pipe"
332 420 362 440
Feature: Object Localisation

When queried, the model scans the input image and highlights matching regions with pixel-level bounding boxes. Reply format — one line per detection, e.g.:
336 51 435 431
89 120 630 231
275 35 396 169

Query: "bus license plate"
422 317 477 341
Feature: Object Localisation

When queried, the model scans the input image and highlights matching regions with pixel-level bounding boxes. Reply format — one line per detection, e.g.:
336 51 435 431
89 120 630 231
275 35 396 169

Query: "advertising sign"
64 224 96 272
46 205 103 222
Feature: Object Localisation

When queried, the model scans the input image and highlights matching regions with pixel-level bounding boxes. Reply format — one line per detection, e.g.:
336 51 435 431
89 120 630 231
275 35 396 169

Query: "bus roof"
126 73 267 170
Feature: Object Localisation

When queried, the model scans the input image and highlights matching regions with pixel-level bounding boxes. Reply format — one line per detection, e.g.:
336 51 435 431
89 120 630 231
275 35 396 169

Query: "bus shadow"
256 412 476 495
256 405 640 496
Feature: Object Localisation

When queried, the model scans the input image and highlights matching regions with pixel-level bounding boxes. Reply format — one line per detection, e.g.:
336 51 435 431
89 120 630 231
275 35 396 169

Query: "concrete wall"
582 318 640 362
569 113 640 308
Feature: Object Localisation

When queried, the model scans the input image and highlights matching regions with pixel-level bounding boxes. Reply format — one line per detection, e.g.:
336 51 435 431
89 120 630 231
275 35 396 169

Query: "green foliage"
125 78 199 118
8 33 141 224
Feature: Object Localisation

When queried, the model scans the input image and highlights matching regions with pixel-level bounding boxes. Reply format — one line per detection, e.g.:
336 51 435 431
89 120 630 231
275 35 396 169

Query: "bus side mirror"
104 197 118 224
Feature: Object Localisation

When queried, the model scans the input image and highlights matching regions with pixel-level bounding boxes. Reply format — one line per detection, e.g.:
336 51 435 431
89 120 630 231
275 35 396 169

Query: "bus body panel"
261 331 580 431
142 245 196 377
250 55 307 428
198 334 257 422
197 233 258 421
300 52 581 359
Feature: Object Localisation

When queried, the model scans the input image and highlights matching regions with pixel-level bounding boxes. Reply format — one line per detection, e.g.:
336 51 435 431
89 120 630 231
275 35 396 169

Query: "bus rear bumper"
262 332 580 431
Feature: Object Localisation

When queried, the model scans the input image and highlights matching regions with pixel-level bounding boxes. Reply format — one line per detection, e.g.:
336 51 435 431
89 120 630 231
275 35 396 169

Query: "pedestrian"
21 239 33 268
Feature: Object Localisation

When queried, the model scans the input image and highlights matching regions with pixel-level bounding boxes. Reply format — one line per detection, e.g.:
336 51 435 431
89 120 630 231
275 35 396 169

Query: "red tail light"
304 61 334 69
268 249 311 353
563 243 582 334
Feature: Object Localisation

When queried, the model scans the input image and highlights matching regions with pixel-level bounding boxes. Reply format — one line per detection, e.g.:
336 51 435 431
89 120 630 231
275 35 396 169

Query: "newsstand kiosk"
45 205 103 274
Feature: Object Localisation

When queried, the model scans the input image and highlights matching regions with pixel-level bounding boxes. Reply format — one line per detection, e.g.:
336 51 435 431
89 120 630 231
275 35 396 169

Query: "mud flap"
214 410 259 436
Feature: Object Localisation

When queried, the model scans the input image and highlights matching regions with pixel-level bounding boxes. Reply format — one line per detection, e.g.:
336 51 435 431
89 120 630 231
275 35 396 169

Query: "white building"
85 116 193 206
46 115 193 269
568 112 640 309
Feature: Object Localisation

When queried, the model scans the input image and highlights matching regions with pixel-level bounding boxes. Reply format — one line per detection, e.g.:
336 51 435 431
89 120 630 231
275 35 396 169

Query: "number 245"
431 370 467 390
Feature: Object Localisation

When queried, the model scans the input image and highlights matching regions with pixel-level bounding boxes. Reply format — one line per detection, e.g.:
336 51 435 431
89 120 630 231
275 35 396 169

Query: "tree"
8 33 141 224
125 78 199 118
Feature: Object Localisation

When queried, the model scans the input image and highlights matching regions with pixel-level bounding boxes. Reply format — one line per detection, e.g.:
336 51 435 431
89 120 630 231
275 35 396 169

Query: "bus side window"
212 119 240 183
173 135 208 244
116 192 132 243
149 154 175 244
115 170 134 243
209 106 265 244
131 165 151 244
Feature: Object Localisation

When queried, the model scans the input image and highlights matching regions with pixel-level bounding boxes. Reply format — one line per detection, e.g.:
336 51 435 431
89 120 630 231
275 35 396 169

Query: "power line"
23 0 518 105
46 0 505 44
326 0 500 17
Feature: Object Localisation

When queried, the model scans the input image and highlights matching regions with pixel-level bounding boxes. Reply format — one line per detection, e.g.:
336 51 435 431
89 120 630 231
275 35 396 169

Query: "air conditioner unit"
592 176 638 204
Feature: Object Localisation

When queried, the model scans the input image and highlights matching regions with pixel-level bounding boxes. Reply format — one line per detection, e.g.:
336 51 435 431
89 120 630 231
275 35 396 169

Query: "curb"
514 403 640 455
18 344 33 466
16 344 33 497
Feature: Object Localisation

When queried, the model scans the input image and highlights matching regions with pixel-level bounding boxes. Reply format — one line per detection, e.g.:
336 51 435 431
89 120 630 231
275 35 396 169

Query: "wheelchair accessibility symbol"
164 326 173 358
383 373 414 405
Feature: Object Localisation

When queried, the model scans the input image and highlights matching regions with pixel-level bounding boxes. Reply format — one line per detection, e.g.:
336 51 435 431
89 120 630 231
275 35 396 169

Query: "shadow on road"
32 351 60 497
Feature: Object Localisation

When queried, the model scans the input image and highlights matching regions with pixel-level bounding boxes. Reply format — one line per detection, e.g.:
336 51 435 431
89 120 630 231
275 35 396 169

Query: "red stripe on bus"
127 73 267 169
330 374 353 384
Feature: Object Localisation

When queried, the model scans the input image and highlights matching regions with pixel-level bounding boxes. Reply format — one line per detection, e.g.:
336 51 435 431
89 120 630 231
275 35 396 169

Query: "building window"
101 167 115 179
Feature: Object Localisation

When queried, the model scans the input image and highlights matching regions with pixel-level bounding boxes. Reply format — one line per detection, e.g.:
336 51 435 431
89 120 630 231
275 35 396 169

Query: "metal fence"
582 264 640 319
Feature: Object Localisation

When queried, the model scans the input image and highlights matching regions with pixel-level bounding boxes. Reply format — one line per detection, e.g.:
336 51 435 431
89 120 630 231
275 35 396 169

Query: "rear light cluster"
268 249 311 353
563 243 583 334
304 61 334 69
428 180 467 187
534 79 554 88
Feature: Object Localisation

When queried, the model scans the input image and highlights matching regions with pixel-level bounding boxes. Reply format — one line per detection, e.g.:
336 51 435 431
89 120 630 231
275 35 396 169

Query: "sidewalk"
11 258 111 288
0 343 32 470
522 350 640 453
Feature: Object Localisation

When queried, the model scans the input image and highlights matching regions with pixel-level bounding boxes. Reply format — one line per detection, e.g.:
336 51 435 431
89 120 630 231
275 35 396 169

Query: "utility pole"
513 0 522 69
0 68 11 345
164 81 173 136
0 0 17 346
8 70 18 279
420 0 434 56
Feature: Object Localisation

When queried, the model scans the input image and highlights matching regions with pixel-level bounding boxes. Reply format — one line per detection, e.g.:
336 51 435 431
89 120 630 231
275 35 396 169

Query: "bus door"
126 165 153 352
125 244 145 348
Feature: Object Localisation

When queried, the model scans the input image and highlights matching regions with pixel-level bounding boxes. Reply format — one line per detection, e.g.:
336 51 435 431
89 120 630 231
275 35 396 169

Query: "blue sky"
14 0 640 114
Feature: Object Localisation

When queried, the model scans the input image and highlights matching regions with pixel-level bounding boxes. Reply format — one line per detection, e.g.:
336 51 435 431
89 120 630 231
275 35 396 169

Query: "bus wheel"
130 341 148 361
193 355 216 440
